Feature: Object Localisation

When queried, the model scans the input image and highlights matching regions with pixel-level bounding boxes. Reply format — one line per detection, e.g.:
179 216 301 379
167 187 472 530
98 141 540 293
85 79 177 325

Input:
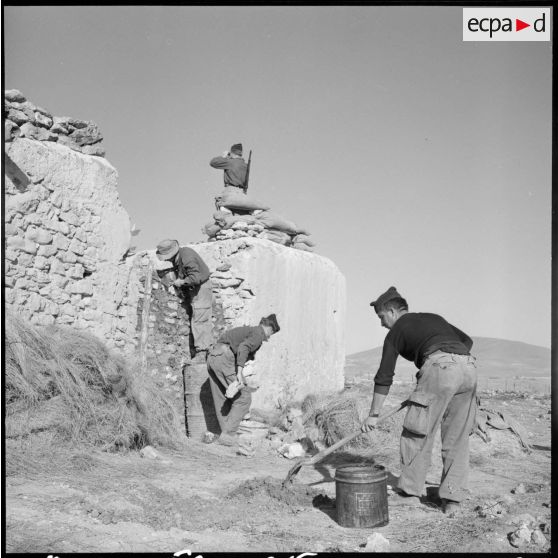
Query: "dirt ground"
5 384 551 554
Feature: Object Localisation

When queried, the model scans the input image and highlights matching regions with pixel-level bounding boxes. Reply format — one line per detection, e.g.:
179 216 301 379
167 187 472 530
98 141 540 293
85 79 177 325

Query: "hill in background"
345 337 551 383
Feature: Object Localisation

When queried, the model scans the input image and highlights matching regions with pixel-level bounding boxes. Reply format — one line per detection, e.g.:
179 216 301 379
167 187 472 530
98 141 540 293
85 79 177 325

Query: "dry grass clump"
5 311 184 455
302 389 372 447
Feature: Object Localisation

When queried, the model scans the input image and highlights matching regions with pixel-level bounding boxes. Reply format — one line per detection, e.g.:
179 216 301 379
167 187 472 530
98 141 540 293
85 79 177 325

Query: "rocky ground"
5 383 551 554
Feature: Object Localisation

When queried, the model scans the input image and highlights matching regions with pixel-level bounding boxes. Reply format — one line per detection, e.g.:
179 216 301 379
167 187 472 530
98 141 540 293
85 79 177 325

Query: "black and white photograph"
2 4 553 554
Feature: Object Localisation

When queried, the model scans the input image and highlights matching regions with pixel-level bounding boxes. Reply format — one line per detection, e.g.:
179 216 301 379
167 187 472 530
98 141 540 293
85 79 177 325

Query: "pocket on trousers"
403 392 437 437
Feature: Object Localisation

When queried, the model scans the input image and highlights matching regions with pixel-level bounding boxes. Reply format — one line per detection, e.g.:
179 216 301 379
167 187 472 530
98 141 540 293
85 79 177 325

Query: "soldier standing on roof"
155 239 214 358
209 143 248 193
361 286 477 517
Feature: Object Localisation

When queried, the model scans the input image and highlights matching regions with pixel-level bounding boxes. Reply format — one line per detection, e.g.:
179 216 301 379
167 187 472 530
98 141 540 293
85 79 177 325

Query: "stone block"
4 223 18 236
33 255 50 270
56 315 75 324
68 237 85 255
43 300 60 316
53 234 70 250
38 245 58 258
5 249 18 262
74 228 88 243
81 143 106 157
60 302 76 316
4 288 16 304
35 230 54 245
5 119 20 141
70 279 93 296
34 270 51 284
51 288 71 304
6 191 40 214
57 221 70 235
51 274 70 289
82 257 97 273
49 258 67 275
27 292 45 313
61 251 78 264
36 201 51 215
5 89 26 102
50 190 64 208
69 122 103 145
68 264 84 279
42 219 61 232
7 108 30 125
60 211 80 227
5 276 16 288
34 112 53 128
82 309 102 321
51 116 71 133
19 122 40 138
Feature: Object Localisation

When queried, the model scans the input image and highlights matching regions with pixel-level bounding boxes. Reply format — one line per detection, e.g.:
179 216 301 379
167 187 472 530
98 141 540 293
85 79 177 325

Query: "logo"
463 8 551 41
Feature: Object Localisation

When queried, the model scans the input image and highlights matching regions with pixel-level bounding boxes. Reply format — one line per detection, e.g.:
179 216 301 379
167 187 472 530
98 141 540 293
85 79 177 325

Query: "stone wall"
4 90 134 348
3 89 346 418
117 240 346 413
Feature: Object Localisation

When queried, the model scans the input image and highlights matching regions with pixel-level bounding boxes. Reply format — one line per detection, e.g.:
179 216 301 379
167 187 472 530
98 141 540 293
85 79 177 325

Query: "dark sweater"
209 156 247 189
174 247 210 288
219 325 266 367
374 312 473 394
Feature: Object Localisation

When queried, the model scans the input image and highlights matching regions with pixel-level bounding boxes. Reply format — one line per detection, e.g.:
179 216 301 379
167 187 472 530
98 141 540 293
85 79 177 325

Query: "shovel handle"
306 400 408 466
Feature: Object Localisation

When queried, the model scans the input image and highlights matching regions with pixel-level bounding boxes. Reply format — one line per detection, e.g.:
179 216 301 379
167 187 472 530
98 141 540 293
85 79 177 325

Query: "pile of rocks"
202 190 316 252
507 513 550 549
4 89 105 156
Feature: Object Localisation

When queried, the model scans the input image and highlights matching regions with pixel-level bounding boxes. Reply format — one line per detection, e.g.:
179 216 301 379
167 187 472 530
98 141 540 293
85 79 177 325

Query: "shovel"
282 399 409 487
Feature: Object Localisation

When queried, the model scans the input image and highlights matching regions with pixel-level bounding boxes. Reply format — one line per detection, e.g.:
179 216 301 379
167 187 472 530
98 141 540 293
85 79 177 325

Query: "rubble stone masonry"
4 90 346 414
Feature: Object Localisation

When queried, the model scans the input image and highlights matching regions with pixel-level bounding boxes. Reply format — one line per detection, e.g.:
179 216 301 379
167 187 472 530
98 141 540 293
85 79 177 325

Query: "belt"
425 351 476 365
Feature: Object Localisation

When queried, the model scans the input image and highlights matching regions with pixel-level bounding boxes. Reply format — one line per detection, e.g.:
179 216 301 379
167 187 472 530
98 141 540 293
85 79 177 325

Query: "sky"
3 5 552 354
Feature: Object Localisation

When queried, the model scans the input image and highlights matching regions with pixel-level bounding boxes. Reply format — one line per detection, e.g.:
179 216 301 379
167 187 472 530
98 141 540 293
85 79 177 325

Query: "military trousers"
183 280 214 353
206 342 252 435
397 351 478 502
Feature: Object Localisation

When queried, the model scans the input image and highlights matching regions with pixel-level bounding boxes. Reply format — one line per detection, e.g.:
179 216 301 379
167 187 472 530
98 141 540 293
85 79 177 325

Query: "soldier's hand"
223 150 230 157
173 278 186 287
361 416 378 433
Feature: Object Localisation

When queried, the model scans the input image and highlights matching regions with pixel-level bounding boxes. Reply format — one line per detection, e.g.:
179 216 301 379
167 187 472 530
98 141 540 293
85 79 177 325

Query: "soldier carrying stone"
203 314 280 447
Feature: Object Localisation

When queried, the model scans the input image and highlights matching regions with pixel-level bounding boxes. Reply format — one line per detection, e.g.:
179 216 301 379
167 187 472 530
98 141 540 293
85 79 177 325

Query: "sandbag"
292 242 314 252
260 230 291 245
203 223 221 238
292 234 315 247
213 210 231 227
216 189 270 212
256 211 299 234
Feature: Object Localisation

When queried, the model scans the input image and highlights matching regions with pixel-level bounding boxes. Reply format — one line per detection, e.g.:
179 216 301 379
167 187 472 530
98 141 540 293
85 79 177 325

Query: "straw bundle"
5 311 184 452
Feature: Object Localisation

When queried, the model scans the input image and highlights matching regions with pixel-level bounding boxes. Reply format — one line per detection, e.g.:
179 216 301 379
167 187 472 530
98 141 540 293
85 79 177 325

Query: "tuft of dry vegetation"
301 388 374 448
4 311 185 462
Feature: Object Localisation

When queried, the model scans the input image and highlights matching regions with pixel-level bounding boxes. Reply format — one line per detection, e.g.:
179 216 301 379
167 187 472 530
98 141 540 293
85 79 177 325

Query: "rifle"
243 150 252 193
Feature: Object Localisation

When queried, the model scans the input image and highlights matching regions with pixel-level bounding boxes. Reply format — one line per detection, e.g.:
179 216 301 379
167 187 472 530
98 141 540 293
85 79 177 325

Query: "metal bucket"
334 463 389 528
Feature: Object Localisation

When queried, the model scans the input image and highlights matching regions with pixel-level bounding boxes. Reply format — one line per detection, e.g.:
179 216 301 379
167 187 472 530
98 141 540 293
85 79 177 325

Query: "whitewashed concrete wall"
193 237 346 410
